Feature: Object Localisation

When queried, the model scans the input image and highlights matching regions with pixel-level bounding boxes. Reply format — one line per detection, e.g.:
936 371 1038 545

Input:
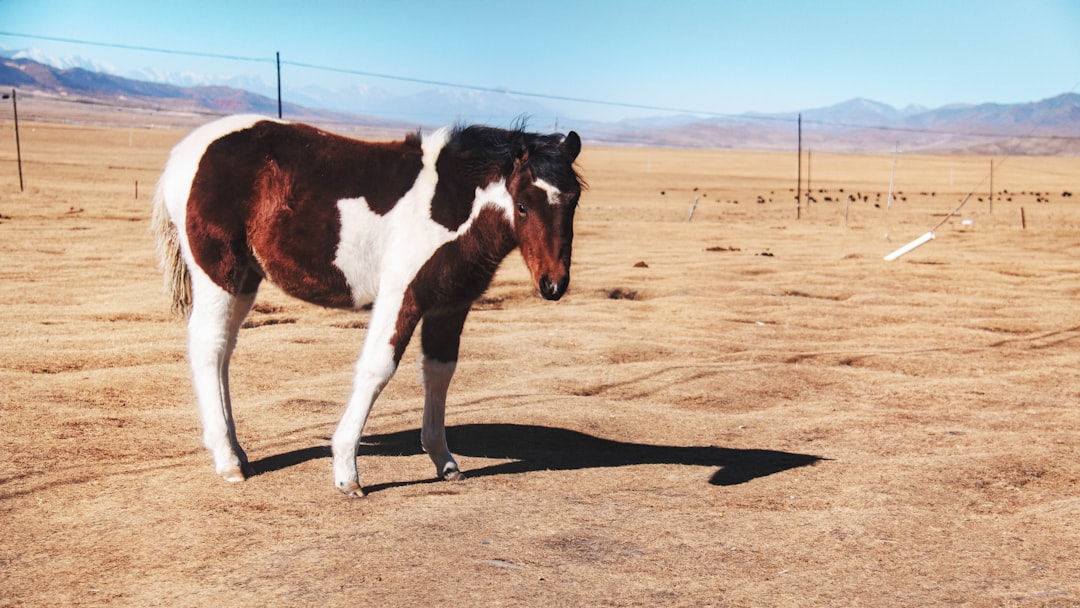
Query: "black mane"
445 124 583 192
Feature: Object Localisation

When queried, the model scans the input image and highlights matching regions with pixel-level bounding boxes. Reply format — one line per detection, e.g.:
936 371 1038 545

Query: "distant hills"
0 55 410 130
2 54 1078 155
587 94 1080 155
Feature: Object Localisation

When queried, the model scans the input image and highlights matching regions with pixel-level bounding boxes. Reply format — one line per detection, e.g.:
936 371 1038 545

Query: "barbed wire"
0 31 272 64
1 30 1077 142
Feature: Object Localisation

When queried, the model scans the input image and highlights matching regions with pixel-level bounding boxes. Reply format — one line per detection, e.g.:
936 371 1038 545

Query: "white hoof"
337 480 364 498
442 466 466 481
219 464 246 483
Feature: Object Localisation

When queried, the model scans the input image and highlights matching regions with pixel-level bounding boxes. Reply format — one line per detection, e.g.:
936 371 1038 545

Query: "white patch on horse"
471 179 515 224
332 127 516 307
419 357 461 479
333 197 386 307
333 127 449 304
533 178 563 205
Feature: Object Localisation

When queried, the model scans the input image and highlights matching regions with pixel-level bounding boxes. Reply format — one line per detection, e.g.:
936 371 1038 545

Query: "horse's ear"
513 138 530 167
562 131 581 161
514 135 531 163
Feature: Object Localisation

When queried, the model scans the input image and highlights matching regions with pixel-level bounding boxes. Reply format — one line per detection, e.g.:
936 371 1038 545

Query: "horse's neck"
431 145 519 268
462 200 518 266
409 199 517 310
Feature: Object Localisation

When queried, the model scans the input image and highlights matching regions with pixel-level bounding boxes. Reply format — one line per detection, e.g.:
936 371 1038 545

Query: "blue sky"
1 0 1078 123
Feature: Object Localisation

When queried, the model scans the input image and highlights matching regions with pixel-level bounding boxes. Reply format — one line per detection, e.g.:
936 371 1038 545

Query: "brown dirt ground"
1 121 1078 607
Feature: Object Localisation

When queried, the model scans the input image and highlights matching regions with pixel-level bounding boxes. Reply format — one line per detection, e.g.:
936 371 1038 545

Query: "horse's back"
161 115 430 309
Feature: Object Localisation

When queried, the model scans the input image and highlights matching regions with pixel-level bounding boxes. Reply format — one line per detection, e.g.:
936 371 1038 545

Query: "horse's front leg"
331 292 420 497
419 308 470 481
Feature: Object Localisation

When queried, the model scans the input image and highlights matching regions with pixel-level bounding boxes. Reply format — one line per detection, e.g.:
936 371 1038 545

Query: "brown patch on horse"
185 132 263 296
431 147 482 231
391 291 423 364
394 206 519 362
185 121 425 306
245 154 352 307
410 206 519 312
430 127 512 231
420 307 471 363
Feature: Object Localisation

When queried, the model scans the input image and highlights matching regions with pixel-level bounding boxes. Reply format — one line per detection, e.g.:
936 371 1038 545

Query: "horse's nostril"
539 275 567 301
557 274 569 294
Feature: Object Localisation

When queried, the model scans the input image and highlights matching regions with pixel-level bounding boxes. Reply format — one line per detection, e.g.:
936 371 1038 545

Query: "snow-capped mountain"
3 47 1078 154
5 47 119 75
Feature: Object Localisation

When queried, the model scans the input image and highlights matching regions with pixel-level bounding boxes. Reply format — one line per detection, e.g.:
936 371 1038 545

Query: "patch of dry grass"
1 121 1078 606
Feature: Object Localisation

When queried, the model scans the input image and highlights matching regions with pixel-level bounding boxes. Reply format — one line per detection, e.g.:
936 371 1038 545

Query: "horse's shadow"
250 423 823 494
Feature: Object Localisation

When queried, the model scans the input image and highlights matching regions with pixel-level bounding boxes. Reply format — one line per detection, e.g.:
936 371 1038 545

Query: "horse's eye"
516 202 528 216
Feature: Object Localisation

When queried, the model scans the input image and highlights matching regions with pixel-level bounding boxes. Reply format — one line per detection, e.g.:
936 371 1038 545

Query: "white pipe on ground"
884 231 935 261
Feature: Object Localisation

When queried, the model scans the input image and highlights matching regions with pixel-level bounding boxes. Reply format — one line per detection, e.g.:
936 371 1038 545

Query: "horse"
151 114 582 497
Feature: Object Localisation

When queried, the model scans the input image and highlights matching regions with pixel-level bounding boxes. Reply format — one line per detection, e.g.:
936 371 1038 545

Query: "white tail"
150 176 192 317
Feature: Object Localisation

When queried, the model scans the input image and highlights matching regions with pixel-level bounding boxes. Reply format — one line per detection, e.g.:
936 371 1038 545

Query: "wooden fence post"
276 52 283 119
4 89 24 191
796 113 802 220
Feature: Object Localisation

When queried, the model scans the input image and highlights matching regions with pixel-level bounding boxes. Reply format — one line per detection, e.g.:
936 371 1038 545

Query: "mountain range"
2 53 1078 155
0 54 409 129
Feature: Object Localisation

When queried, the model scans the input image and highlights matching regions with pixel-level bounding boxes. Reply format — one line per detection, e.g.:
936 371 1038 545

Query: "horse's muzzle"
539 274 569 301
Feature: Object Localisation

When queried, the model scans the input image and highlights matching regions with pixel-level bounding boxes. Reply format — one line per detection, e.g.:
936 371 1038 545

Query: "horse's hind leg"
220 287 258 473
187 271 258 482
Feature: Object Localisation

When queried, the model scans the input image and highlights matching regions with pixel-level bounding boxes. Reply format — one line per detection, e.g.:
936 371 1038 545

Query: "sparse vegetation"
2 119 1079 607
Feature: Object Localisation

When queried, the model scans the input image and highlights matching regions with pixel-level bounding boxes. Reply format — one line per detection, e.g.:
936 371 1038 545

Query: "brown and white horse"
151 115 582 497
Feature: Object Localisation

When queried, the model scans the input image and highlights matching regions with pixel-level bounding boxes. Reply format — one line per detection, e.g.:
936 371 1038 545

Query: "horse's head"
507 130 583 301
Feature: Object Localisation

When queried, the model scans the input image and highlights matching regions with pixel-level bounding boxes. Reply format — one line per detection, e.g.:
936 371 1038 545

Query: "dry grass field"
1 120 1078 607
